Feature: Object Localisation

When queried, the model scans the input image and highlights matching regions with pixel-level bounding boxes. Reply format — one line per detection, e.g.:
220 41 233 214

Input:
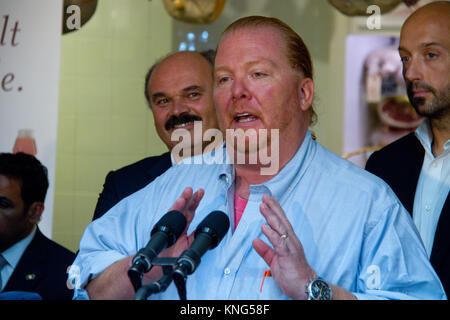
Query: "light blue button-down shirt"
71 131 446 300
414 120 450 257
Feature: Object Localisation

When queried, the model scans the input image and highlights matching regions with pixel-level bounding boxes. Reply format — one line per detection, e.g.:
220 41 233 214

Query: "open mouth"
165 114 202 131
173 121 195 129
234 112 259 123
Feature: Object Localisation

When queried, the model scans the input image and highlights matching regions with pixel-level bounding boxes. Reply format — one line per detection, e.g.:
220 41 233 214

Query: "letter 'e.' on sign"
0 0 63 238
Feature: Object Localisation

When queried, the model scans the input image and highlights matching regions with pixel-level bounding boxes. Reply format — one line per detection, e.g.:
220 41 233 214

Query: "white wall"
343 35 394 167
0 0 62 238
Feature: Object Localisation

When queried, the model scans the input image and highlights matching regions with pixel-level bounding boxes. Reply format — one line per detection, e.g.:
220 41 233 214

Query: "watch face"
310 279 332 300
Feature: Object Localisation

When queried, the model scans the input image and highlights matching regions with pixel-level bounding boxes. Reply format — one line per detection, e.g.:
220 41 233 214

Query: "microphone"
128 210 187 290
173 210 230 279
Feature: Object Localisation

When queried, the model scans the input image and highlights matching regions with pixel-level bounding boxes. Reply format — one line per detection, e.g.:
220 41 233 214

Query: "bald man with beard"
366 1 450 296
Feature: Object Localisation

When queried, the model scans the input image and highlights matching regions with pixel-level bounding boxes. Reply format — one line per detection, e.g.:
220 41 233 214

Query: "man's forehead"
401 8 450 41
400 20 450 52
149 60 211 94
217 26 286 50
156 52 211 74
0 175 21 197
215 26 288 67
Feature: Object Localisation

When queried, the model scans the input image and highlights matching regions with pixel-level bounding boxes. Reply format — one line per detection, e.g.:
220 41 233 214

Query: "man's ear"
26 202 44 225
298 77 314 112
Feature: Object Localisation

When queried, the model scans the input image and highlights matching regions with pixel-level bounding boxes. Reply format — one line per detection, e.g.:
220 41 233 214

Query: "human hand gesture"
252 194 316 300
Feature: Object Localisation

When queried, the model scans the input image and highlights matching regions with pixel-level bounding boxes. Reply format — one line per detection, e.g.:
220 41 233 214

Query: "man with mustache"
366 1 450 296
92 50 219 220
70 16 445 300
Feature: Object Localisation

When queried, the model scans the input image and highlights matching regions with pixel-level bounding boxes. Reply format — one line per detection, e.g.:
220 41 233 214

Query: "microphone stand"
134 265 173 300
131 257 188 300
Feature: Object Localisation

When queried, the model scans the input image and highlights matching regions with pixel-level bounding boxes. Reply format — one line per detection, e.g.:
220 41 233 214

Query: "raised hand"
161 187 205 258
252 194 316 300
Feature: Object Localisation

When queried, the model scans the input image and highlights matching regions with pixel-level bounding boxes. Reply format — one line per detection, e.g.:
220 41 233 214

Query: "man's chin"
409 94 433 116
411 98 426 114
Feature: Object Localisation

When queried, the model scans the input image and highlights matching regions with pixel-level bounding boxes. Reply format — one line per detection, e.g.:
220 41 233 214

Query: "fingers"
161 209 199 259
259 194 294 240
186 231 195 247
258 195 305 255
252 237 274 266
187 188 205 212
169 187 193 212
169 187 204 225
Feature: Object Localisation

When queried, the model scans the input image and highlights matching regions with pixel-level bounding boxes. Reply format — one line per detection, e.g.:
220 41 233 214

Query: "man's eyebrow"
151 86 204 101
215 58 278 74
151 92 166 101
245 59 278 69
214 65 230 74
420 42 445 49
399 42 445 52
182 85 204 92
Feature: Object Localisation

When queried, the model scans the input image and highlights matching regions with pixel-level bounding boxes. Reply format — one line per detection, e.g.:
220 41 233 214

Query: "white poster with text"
0 0 62 238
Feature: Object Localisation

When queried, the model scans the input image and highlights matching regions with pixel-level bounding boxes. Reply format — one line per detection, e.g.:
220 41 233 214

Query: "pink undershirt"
234 192 248 230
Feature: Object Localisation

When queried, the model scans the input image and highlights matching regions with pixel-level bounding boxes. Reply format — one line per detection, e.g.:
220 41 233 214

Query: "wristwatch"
306 277 332 300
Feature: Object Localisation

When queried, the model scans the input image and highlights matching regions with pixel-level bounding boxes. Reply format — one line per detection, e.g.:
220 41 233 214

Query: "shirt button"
220 174 229 184
224 267 231 275
432 162 438 168
425 205 431 212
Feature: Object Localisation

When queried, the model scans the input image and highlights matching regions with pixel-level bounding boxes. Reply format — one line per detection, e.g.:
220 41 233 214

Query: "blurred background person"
0 152 75 300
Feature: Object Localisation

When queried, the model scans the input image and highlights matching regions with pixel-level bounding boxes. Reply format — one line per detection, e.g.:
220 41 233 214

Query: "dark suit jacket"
3 228 76 300
93 152 172 220
366 132 450 296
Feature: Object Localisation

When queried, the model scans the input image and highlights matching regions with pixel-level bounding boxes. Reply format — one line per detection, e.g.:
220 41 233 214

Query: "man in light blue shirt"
71 16 446 300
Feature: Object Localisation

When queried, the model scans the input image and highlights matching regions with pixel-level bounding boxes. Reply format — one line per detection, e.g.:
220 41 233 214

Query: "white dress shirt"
413 120 450 257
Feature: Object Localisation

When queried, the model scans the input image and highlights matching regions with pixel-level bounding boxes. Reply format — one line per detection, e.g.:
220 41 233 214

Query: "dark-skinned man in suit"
0 152 75 300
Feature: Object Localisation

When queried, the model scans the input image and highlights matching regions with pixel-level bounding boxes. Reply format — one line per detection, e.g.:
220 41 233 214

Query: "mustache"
165 114 202 131
407 81 436 94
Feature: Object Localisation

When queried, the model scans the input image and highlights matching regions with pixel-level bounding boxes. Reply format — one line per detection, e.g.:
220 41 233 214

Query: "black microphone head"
151 210 187 246
195 210 230 249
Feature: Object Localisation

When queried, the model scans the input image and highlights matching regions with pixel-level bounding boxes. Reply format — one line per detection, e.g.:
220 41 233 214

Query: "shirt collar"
260 131 314 202
217 131 315 202
1 226 36 269
415 119 450 158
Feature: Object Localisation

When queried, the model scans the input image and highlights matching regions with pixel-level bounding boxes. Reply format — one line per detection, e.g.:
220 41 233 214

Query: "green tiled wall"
53 0 171 252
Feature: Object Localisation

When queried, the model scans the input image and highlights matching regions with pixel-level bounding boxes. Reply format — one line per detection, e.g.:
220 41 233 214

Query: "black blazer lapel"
366 133 424 215
146 152 172 181
431 193 450 268
4 229 47 293
400 135 425 215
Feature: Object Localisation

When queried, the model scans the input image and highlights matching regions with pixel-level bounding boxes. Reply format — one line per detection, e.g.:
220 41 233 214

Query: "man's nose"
403 57 423 83
171 96 190 116
231 78 250 101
